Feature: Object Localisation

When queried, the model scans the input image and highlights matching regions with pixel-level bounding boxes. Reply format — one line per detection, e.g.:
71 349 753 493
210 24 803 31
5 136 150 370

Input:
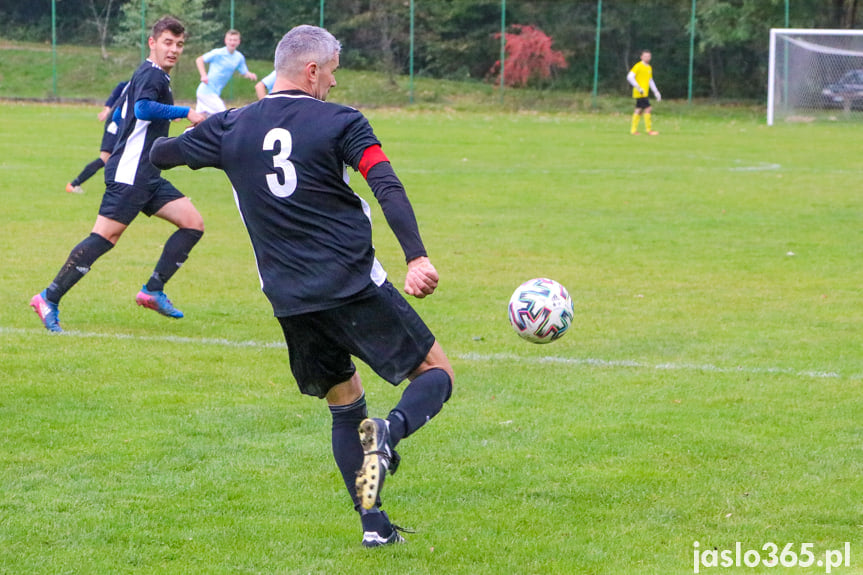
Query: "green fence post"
782 0 789 106
409 0 415 104
591 0 602 108
499 0 506 104
687 0 696 103
51 0 57 97
320 0 325 27
140 0 147 62
228 0 235 102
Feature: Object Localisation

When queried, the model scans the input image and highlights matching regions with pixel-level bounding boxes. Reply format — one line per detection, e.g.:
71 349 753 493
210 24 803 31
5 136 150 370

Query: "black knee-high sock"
387 368 452 447
45 233 114 304
71 158 105 187
145 228 203 292
329 394 368 511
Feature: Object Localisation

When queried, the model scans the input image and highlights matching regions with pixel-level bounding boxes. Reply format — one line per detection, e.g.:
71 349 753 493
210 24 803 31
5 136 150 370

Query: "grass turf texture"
1 101 862 574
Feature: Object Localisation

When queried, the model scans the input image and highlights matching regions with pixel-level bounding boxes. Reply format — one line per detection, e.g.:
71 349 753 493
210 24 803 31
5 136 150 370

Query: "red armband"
358 145 389 178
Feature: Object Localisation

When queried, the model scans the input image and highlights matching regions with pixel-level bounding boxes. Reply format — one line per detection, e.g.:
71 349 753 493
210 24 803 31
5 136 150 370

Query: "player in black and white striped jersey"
31 16 207 332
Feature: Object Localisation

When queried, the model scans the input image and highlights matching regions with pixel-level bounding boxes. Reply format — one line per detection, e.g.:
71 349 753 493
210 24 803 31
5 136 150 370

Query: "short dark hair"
641 49 651 55
152 16 186 40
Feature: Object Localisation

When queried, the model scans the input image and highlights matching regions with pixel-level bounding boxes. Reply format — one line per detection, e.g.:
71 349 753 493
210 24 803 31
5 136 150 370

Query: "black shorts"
100 120 120 153
635 97 651 110
99 178 185 225
277 280 436 399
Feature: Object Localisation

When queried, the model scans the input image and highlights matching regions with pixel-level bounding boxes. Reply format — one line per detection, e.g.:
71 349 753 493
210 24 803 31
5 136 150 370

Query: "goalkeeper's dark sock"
386 368 452 446
45 233 114 304
71 158 106 187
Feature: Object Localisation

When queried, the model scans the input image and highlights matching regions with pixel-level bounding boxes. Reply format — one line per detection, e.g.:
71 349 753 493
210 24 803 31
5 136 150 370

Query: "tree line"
0 0 859 99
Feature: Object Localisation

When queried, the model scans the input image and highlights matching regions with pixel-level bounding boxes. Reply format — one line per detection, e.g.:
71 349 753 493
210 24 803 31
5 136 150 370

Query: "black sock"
387 368 452 446
45 233 114 304
145 228 203 292
360 507 393 536
71 158 106 187
329 394 368 511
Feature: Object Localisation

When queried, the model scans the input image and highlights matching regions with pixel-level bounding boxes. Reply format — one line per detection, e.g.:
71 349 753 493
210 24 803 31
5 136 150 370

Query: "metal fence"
33 0 795 104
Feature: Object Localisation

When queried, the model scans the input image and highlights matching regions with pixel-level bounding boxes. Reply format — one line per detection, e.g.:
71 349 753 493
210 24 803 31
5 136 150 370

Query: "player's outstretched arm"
134 99 206 127
196 56 208 84
405 256 438 298
150 137 186 170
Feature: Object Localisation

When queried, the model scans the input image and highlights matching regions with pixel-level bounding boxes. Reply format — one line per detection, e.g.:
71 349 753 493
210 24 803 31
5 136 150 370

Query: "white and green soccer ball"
507 278 574 344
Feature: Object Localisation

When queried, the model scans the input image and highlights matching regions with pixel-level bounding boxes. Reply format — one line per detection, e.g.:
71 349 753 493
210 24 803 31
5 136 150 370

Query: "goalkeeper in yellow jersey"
627 50 661 135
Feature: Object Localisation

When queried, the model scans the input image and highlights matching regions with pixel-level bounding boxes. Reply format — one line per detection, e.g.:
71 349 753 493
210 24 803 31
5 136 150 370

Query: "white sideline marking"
458 352 847 380
728 162 782 172
0 326 284 349
1 326 852 380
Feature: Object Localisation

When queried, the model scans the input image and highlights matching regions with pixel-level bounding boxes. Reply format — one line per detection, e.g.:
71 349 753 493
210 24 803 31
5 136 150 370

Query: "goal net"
768 29 863 125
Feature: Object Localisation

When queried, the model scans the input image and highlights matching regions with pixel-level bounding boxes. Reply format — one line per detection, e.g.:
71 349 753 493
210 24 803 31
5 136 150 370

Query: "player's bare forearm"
404 256 438 298
196 56 208 82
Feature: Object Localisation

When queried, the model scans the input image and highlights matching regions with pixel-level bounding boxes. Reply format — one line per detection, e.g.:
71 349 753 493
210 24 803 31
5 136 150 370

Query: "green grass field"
1 99 862 574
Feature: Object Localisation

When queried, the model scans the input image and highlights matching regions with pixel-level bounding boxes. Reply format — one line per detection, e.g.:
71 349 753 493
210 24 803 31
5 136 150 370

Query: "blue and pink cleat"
30 291 63 332
135 286 184 318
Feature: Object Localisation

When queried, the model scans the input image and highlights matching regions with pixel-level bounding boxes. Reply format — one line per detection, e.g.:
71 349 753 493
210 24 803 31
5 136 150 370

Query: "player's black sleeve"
150 137 186 170
339 111 381 169
366 162 427 262
164 112 230 170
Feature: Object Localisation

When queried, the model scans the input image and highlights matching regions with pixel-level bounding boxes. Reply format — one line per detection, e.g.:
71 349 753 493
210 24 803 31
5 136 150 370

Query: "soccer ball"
508 278 574 344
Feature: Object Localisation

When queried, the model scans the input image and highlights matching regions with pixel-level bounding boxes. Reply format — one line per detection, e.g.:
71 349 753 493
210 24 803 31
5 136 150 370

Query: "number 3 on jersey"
263 128 297 197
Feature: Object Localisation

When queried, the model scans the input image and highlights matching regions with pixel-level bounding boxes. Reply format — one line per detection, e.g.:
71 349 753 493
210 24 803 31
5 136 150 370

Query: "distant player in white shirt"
195 29 258 115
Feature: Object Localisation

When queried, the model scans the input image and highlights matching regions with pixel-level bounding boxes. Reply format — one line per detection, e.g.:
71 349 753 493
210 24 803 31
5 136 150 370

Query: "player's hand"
97 106 111 122
201 74 209 84
187 109 208 126
404 256 438 298
655 92 662 102
639 89 646 96
247 72 258 82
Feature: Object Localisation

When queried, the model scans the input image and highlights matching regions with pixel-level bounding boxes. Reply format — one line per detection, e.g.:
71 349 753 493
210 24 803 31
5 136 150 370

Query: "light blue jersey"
261 70 276 94
197 47 249 96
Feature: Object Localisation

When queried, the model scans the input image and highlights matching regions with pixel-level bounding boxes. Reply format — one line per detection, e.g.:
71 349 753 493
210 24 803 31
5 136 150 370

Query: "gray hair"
275 25 341 77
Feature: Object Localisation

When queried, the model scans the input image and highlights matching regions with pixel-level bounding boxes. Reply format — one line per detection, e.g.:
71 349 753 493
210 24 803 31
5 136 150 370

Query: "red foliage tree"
489 25 568 88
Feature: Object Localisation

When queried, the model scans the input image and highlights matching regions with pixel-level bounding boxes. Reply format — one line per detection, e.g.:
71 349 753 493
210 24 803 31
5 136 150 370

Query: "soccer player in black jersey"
150 25 454 548
31 17 207 332
65 80 128 195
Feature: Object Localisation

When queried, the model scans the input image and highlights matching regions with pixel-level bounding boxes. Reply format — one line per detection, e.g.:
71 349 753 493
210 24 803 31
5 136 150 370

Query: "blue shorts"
98 178 185 225
277 280 436 398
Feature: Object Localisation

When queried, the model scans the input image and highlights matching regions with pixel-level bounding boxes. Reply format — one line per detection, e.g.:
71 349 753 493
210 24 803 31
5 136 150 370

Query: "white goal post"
768 28 863 125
